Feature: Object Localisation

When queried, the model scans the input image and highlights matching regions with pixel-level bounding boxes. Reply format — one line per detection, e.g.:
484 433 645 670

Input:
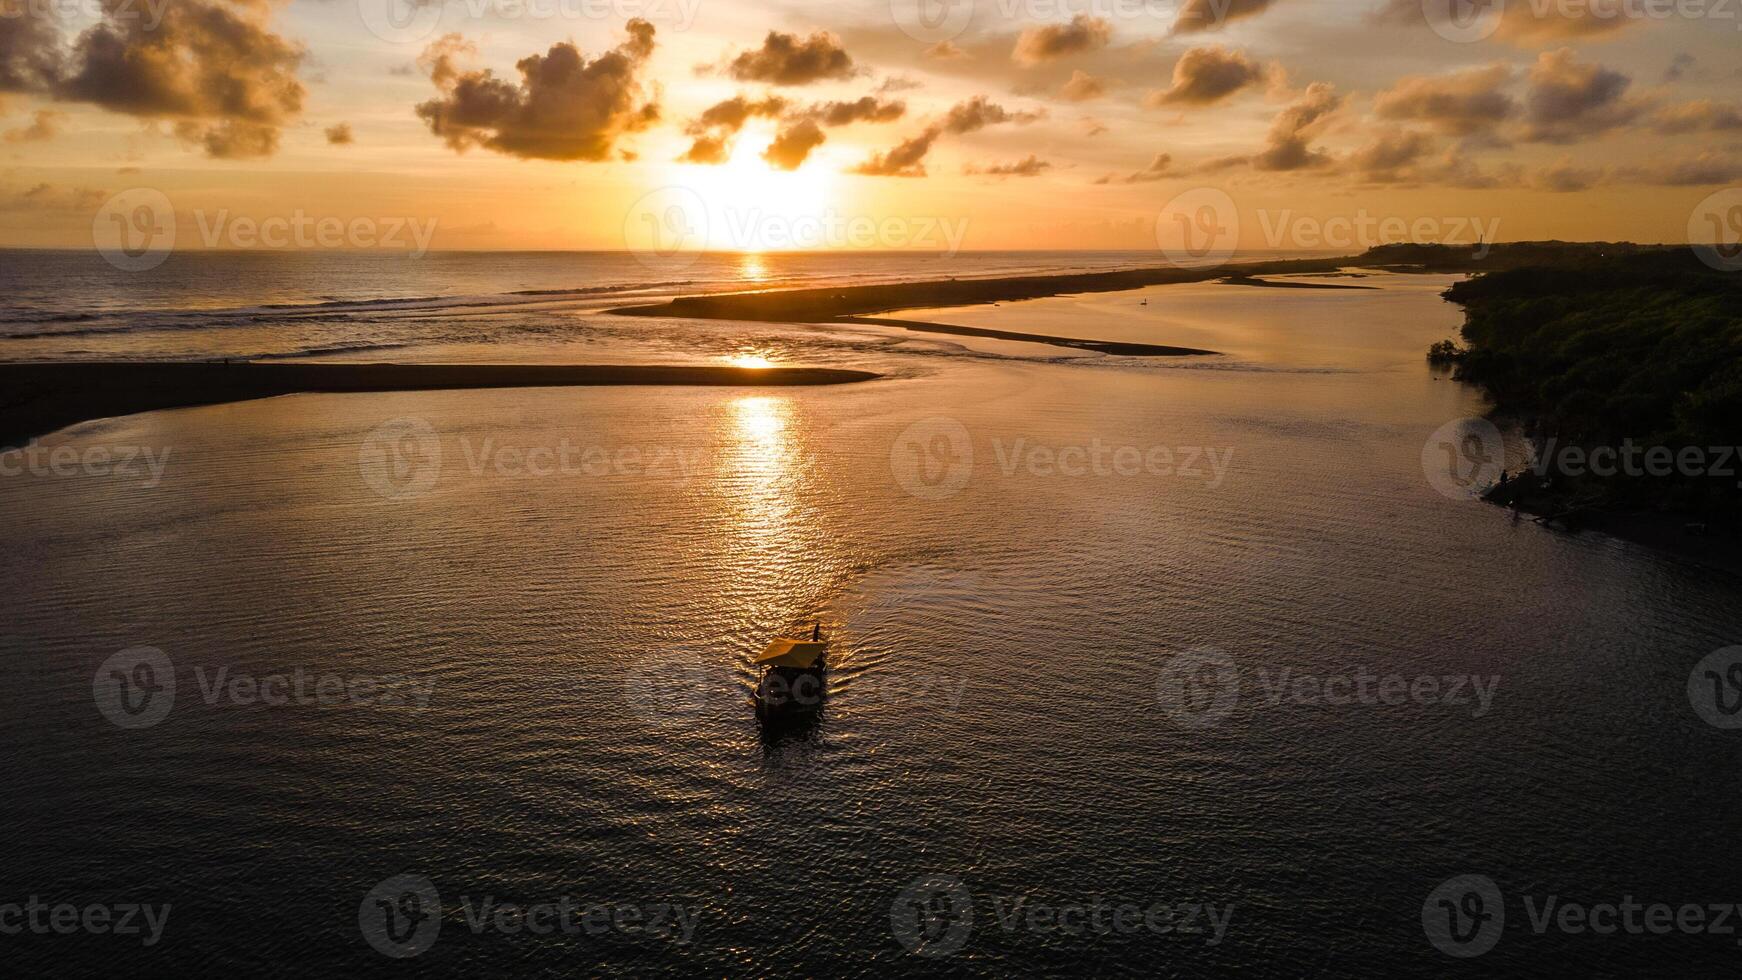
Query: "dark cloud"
416 20 660 162
943 95 1042 134
678 94 787 163
1521 48 1644 143
1094 152 1176 184
1619 153 1742 186
0 11 62 94
1651 100 1742 134
1012 15 1112 66
1529 161 1604 192
966 155 1052 177
762 118 825 170
1173 0 1282 35
727 31 856 85
1146 45 1266 107
29 0 308 158
1254 81 1341 171
0 181 105 212
1372 64 1516 137
851 128 938 176
1664 52 1696 83
1350 127 1437 179
1059 70 1105 102
324 123 354 145
806 96 905 126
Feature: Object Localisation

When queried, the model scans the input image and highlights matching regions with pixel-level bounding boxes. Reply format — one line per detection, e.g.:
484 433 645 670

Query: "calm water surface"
1 259 1738 976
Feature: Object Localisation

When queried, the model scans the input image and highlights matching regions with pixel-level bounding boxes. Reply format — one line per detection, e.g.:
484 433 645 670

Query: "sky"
1 0 1740 252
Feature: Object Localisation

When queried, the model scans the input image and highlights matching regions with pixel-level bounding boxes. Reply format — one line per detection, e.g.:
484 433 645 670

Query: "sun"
662 125 836 251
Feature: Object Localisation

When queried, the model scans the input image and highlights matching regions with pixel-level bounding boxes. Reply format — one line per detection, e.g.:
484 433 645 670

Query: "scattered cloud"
415 20 660 162
851 128 938 176
1664 52 1696 83
1059 70 1105 102
853 96 1040 176
1094 152 1176 183
1618 152 1742 186
1173 0 1282 35
924 40 968 61
1520 48 1645 143
4 108 64 143
1529 160 1604 192
763 119 825 169
324 122 354 145
1012 16 1112 66
1372 64 1516 137
966 155 1052 177
1651 100 1742 134
805 96 905 126
1350 126 1437 180
0 182 104 212
1254 81 1342 171
1145 45 1268 107
727 30 856 85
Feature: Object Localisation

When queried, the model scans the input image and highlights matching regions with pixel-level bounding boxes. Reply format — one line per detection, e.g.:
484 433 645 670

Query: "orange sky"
1 0 1739 252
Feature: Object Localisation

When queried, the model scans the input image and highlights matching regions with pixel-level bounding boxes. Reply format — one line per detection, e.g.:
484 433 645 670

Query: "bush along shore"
1428 246 1742 549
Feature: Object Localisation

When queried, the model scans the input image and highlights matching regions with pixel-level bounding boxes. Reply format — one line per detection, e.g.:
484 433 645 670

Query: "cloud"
1664 52 1696 83
0 182 105 212
1372 64 1516 137
1349 126 1437 179
1172 0 1282 34
35 0 308 159
852 96 1038 176
805 96 905 126
1253 81 1341 171
1520 48 1644 143
943 95 1042 133
325 122 354 145
677 94 785 163
1060 70 1105 102
1618 153 1742 186
727 30 856 85
1146 45 1267 107
0 12 62 94
924 40 968 60
416 20 660 162
851 128 938 176
1529 160 1604 192
4 108 64 143
417 34 477 89
1094 152 1176 184
877 75 923 93
1651 100 1742 134
1375 0 1640 45
1012 15 1112 66
966 155 1052 177
763 119 825 170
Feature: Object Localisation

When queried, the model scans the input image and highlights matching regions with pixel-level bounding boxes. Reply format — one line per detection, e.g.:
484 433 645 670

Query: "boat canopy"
756 637 826 668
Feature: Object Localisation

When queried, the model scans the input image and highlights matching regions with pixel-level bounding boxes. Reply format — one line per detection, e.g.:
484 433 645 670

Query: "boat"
753 623 827 721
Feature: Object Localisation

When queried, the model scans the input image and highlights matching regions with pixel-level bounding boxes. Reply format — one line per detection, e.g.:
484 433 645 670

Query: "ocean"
1 250 1738 976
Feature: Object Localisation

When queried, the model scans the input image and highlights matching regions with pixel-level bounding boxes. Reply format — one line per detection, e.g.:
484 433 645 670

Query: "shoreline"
0 361 880 450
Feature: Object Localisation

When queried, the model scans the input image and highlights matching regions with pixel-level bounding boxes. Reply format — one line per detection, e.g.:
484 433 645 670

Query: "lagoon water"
1 254 1738 976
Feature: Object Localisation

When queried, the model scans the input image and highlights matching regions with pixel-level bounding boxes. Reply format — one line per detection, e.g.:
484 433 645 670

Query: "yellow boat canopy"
756 637 826 668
